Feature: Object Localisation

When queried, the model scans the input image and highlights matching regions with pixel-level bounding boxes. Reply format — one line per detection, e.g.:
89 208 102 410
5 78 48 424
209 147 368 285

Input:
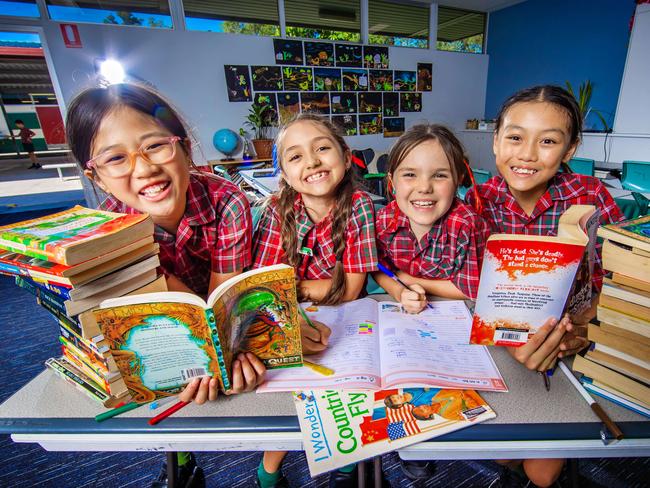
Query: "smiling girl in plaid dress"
373 124 490 314
466 85 624 488
252 114 378 488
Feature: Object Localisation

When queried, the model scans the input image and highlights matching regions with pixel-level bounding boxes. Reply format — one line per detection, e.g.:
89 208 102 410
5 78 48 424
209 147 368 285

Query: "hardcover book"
597 214 650 253
94 264 303 403
0 206 153 266
294 387 495 476
471 205 598 346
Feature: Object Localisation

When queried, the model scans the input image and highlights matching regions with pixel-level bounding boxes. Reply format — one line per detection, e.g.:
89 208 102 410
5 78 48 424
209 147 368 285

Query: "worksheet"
258 298 507 392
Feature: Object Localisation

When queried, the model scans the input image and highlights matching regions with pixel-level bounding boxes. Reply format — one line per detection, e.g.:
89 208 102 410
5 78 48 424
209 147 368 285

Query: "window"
0 0 39 18
183 0 279 35
436 6 485 54
368 0 429 49
45 0 172 29
285 0 360 42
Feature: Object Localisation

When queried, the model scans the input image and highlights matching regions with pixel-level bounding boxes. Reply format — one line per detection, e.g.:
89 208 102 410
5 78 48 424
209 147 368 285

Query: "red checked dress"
102 171 252 296
375 198 490 299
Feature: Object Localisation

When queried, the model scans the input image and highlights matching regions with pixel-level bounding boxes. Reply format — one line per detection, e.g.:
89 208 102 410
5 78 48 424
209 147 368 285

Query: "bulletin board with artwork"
223 39 433 137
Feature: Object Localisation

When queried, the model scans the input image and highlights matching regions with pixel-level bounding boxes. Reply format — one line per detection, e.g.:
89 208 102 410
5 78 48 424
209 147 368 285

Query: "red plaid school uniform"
466 172 625 290
375 199 489 300
252 190 378 279
101 171 252 296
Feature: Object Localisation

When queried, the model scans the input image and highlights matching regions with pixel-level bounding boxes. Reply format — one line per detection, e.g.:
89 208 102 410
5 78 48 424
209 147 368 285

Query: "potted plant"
244 102 275 159
565 80 609 132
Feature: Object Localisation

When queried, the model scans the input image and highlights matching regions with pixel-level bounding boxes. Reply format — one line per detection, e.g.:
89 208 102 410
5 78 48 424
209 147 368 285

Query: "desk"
0 347 648 459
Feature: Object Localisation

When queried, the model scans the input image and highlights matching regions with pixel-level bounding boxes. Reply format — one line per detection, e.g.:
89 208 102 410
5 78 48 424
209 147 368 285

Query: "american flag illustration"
386 403 420 436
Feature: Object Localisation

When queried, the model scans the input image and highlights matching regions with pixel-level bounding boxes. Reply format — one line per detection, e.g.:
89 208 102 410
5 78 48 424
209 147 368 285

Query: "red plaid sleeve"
211 187 252 273
343 191 378 273
251 199 285 268
447 205 490 300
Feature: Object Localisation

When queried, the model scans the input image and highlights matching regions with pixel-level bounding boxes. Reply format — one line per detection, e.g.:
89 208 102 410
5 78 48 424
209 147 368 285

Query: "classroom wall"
485 0 635 130
40 21 489 162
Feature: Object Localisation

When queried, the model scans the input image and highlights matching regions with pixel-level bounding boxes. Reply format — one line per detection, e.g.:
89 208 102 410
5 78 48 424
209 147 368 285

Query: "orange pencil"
148 401 190 426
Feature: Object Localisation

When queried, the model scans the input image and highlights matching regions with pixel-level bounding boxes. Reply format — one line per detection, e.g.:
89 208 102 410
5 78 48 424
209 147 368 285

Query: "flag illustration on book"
387 403 420 438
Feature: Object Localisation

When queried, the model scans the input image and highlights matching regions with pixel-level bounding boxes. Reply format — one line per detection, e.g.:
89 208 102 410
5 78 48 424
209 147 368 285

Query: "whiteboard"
614 4 650 135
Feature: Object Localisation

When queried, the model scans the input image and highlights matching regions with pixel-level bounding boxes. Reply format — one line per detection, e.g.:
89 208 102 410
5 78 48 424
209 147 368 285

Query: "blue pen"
377 263 433 310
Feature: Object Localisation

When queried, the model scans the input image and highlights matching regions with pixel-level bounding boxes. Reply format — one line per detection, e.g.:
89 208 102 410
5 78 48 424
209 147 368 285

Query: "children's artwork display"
283 67 313 91
278 92 301 124
363 46 389 68
394 71 417 92
383 92 399 117
359 92 382 113
301 92 330 114
369 69 393 91
331 114 358 136
304 41 334 66
383 117 405 137
336 44 363 67
294 387 495 476
359 114 382 135
330 92 358 114
400 93 422 112
417 63 433 91
313 68 342 91
274 39 304 65
224 65 252 102
251 66 283 91
342 69 368 91
225 38 428 130
254 93 278 123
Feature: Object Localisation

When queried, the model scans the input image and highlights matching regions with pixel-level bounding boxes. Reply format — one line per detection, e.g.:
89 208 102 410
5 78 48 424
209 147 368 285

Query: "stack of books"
572 215 650 418
0 206 167 407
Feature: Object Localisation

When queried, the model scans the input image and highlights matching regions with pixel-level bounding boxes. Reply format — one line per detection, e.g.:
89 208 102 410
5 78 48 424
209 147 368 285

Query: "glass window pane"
45 1 172 29
368 0 428 49
436 6 485 54
0 0 39 17
183 0 279 35
285 0 360 42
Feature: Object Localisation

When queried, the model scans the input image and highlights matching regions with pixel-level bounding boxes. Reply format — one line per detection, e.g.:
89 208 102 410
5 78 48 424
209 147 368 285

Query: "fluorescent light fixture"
99 59 125 84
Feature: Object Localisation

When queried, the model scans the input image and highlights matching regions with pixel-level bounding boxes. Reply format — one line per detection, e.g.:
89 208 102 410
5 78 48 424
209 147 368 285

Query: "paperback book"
94 264 303 403
0 205 153 265
294 387 495 475
471 205 598 346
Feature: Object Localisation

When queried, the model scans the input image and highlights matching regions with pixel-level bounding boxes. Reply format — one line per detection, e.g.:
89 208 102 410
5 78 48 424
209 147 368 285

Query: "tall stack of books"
572 215 650 418
0 206 167 407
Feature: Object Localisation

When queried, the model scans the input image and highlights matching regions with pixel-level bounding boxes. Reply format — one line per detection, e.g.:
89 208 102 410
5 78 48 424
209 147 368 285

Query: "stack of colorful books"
572 215 650 418
0 206 167 407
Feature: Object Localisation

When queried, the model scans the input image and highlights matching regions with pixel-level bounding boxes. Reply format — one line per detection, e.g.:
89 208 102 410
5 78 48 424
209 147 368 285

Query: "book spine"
20 276 72 300
581 378 650 418
205 308 231 392
0 261 29 278
58 320 107 355
45 357 110 404
61 346 111 390
59 335 111 375
0 238 53 263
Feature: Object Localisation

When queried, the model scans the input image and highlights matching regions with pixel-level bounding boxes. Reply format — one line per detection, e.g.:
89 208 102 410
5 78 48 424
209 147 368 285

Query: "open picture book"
258 297 506 393
471 205 599 346
94 264 303 403
294 387 495 476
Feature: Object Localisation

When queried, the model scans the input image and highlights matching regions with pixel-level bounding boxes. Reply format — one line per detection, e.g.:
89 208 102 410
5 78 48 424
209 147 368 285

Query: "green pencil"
298 306 319 331
95 401 145 422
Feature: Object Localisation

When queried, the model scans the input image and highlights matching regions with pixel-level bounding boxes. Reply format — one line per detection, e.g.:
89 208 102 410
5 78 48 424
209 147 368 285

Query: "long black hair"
66 83 190 170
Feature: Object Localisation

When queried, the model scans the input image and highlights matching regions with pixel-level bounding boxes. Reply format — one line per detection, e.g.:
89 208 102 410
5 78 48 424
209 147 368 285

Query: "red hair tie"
462 159 483 215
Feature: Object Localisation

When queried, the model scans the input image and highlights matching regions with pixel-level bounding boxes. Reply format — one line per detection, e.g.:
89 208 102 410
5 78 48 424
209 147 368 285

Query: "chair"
567 157 595 176
621 160 650 193
457 168 492 200
366 201 387 295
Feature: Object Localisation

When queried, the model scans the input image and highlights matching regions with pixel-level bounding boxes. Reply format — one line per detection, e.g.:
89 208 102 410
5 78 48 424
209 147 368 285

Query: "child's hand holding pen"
299 307 332 354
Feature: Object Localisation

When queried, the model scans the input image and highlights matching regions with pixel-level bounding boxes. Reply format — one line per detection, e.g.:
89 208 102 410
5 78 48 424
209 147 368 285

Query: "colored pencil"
148 401 190 426
95 401 145 422
377 263 433 310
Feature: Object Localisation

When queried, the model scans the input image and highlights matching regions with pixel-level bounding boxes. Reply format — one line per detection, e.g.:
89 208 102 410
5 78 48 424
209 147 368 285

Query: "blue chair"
621 160 650 193
457 168 492 200
568 157 595 176
367 201 387 295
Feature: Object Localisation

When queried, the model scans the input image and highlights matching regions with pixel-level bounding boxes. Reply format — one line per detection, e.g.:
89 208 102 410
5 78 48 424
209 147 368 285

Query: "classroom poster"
314 68 342 91
331 114 358 136
369 69 394 91
278 93 301 124
394 71 417 92
359 92 382 113
301 92 330 114
417 63 433 91
383 92 399 117
330 92 358 114
342 69 368 91
251 66 283 91
400 93 422 112
359 114 382 135
224 65 252 102
283 67 313 91
274 39 304 65
384 117 405 137
363 46 389 68
336 44 363 67
305 41 335 66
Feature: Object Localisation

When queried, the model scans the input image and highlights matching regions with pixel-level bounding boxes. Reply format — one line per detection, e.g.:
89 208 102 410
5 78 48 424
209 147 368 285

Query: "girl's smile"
85 106 190 233
391 139 456 241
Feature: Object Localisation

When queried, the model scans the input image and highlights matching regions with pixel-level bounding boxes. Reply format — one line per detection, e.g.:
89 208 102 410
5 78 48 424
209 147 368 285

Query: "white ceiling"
434 1 526 13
